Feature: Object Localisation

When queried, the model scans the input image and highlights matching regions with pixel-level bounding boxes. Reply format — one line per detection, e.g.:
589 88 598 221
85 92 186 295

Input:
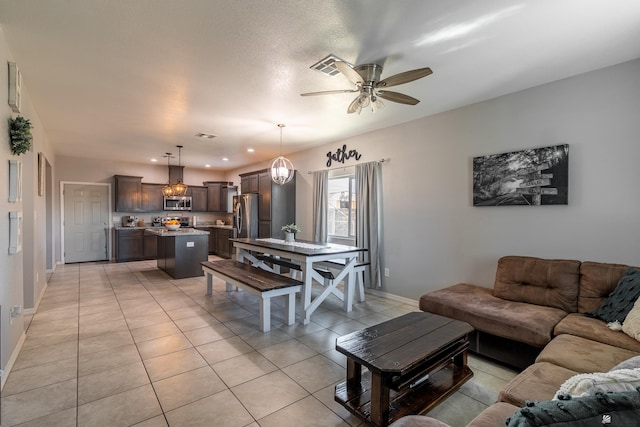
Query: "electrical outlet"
384 268 390 277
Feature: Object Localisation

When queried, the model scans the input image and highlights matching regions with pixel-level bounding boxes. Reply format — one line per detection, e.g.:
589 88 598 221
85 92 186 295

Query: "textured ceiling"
1 0 639 170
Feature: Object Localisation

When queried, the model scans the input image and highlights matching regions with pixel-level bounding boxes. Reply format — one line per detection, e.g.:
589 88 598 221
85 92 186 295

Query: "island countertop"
145 228 210 237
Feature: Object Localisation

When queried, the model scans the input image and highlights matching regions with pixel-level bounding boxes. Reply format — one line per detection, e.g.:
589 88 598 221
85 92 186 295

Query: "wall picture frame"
8 159 22 202
473 144 569 206
9 211 23 254
8 61 22 113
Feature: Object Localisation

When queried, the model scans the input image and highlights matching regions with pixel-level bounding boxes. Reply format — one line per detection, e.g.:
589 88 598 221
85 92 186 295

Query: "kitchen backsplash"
113 212 233 227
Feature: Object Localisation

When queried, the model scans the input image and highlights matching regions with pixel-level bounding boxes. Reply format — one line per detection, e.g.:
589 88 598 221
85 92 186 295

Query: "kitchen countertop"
194 224 233 229
144 228 210 237
115 224 233 230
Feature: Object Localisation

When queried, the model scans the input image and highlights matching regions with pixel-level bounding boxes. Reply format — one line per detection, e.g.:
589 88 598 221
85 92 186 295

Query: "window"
328 172 356 241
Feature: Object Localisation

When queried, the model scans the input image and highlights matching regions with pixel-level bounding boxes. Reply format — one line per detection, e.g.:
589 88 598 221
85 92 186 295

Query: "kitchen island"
146 228 209 279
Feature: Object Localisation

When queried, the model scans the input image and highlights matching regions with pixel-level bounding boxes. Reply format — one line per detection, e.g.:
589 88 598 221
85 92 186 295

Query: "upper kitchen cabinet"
240 173 259 193
114 175 142 212
189 186 208 212
141 183 164 212
203 181 234 212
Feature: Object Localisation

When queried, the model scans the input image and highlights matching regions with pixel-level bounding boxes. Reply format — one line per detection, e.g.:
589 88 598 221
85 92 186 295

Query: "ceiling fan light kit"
301 60 433 114
270 124 295 185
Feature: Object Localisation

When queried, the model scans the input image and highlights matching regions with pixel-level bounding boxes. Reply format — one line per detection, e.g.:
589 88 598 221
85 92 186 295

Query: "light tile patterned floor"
1 258 518 427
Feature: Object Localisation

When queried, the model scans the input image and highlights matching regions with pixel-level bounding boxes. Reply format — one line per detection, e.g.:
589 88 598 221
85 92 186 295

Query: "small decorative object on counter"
164 219 181 230
281 223 300 243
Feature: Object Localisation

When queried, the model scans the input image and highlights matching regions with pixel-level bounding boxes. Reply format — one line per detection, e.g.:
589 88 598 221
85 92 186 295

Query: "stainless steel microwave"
163 196 192 211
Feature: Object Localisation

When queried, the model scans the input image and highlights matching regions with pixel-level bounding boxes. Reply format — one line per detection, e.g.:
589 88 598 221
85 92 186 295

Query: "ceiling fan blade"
377 90 420 105
347 95 362 114
335 61 364 85
300 89 359 96
376 67 433 88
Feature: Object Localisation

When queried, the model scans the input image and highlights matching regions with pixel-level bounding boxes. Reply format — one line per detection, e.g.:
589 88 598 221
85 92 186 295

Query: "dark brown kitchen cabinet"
203 181 233 212
240 173 259 193
216 228 234 258
141 183 164 212
189 186 208 212
195 227 216 253
206 183 222 212
241 169 295 238
143 231 157 259
116 229 157 261
115 229 144 261
114 175 142 212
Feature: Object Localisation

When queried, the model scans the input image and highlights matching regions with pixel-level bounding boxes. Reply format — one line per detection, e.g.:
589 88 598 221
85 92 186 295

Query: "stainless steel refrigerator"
233 193 258 238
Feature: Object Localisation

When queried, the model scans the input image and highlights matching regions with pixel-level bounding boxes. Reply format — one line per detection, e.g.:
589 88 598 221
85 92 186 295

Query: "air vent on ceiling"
195 132 216 139
309 54 351 77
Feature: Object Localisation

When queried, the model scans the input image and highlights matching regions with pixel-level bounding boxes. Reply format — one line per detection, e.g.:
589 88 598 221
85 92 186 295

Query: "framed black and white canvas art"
473 144 568 206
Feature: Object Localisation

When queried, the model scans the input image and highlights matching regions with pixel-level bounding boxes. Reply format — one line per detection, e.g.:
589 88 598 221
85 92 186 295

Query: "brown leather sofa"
394 256 640 427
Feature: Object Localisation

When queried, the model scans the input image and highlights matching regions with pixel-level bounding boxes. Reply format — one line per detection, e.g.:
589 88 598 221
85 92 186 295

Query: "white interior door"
63 183 109 263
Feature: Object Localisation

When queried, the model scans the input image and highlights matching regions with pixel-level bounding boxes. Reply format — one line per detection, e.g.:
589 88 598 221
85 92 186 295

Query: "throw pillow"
622 298 640 341
506 389 640 426
585 267 640 323
553 369 640 399
611 355 640 371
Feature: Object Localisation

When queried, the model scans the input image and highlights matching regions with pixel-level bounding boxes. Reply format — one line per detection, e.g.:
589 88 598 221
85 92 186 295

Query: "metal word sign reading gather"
326 144 361 167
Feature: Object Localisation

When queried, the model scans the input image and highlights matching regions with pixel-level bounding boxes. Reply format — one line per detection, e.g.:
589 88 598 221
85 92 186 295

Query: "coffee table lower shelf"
335 362 473 426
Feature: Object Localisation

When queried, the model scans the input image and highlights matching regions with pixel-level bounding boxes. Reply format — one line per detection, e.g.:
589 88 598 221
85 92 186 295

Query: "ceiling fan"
301 61 433 114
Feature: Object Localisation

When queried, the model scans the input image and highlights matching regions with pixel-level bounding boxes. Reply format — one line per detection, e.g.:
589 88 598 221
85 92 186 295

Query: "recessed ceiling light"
247 148 255 153
195 132 216 139
205 164 211 168
150 158 158 162
222 157 229 161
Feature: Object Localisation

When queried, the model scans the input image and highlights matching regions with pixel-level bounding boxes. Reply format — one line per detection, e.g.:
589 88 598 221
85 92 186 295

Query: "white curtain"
356 161 382 288
312 170 329 242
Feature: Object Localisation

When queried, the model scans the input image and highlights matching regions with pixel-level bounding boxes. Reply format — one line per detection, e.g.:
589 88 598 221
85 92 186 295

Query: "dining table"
231 237 367 324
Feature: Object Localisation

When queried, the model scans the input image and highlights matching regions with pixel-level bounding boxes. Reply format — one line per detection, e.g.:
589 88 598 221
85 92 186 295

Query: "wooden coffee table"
334 312 474 427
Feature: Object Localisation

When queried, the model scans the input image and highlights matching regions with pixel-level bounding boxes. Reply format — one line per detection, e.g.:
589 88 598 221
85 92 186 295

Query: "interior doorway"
45 159 53 271
61 182 111 263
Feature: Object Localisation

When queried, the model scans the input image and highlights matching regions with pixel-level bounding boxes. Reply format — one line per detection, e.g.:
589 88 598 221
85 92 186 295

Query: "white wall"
0 27 54 385
227 58 640 300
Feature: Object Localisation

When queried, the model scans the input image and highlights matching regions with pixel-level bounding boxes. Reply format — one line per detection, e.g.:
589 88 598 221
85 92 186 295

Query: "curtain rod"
307 158 390 175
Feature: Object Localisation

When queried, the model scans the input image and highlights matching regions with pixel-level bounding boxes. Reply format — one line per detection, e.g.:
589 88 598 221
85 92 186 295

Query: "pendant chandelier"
270 124 295 185
162 145 189 196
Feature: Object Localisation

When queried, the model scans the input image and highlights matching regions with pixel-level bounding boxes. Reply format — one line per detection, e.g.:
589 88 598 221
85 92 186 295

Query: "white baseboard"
365 288 419 307
1 330 27 391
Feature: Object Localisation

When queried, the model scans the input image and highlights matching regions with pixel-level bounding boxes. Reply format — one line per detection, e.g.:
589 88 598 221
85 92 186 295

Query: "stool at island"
201 260 302 332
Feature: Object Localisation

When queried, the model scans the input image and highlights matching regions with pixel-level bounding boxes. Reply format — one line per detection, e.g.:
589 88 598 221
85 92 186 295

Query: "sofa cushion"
577 261 631 313
498 362 578 407
585 267 640 323
467 402 520 427
420 283 567 347
554 313 640 353
535 334 640 374
505 389 640 427
623 297 640 341
493 256 580 313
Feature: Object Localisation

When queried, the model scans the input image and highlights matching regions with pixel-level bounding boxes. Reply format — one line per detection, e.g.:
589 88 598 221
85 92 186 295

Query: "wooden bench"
257 255 369 304
315 259 369 303
201 260 302 332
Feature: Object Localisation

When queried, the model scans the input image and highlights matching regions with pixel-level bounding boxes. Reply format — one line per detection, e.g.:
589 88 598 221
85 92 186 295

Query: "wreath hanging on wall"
8 116 33 155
